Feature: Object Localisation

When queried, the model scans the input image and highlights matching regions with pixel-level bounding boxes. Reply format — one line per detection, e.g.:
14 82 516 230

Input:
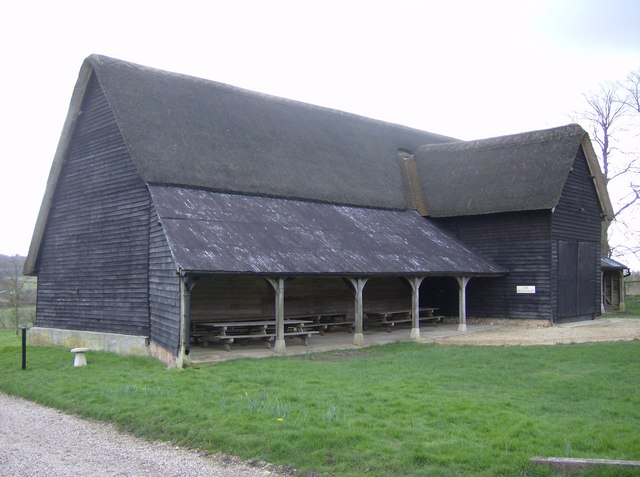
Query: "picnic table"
366 307 443 332
193 319 317 351
285 313 355 335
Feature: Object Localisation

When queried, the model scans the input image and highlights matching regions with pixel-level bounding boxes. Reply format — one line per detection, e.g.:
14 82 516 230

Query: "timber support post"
346 277 368 346
405 277 425 340
455 276 471 332
178 274 197 368
266 277 286 354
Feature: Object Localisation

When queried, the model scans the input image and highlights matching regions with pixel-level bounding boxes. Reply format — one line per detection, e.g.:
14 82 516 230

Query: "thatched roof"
25 55 613 277
88 55 454 209
151 186 506 276
415 124 614 219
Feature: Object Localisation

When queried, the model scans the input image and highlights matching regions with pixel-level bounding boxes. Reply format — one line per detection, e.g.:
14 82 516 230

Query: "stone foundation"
148 341 179 368
28 327 150 356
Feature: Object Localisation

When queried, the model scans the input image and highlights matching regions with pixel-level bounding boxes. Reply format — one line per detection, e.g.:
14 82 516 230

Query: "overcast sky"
1 0 639 268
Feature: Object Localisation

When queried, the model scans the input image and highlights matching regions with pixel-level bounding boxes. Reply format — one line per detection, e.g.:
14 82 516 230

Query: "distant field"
0 306 35 329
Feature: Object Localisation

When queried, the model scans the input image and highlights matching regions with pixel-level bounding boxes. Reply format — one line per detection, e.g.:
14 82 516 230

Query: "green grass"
1 329 639 476
606 295 640 318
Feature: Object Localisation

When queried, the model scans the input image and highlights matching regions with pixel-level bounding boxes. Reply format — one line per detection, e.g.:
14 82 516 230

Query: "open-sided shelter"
25 55 612 366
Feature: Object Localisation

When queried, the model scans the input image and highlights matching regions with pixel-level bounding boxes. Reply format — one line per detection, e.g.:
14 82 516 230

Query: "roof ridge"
88 54 458 142
417 124 585 154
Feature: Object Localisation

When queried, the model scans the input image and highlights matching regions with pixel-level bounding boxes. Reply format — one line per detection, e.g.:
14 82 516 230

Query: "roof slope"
601 257 629 270
150 186 505 276
415 124 613 218
88 55 454 209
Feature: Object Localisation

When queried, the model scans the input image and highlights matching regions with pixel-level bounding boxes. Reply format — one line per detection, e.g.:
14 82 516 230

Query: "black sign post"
21 328 26 370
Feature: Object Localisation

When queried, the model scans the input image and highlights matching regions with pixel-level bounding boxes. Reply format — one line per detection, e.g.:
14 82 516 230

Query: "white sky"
1 0 639 268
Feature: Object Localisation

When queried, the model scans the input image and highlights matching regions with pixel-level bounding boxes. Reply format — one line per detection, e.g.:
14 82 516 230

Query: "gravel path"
432 317 640 346
437 318 640 346
0 392 283 477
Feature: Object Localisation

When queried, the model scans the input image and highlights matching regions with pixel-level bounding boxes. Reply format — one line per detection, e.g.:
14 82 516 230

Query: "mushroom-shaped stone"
70 347 90 367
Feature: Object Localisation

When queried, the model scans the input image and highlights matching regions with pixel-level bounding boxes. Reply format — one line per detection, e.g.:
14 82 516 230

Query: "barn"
24 55 613 367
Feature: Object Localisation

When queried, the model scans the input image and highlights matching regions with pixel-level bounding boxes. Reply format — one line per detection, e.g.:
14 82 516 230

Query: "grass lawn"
1 330 639 476
606 294 640 318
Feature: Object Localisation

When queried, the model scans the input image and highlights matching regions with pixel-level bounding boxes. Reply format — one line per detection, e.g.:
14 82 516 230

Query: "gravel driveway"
432 317 640 346
0 393 282 477
1 318 637 476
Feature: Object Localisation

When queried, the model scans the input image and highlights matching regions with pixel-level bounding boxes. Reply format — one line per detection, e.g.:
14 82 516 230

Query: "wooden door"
557 241 596 320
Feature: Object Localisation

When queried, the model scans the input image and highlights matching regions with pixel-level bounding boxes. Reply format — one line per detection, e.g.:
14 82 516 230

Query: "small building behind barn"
24 55 614 366
601 257 630 312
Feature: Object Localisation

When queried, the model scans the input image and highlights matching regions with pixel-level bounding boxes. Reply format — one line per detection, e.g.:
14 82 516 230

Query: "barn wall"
149 205 181 353
551 146 603 320
35 73 151 336
435 210 553 320
189 276 412 322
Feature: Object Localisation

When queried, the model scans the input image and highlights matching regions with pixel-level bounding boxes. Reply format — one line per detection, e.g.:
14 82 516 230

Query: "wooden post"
619 269 626 312
405 277 424 340
266 277 286 354
455 276 471 332
601 270 606 314
346 277 368 346
178 274 197 368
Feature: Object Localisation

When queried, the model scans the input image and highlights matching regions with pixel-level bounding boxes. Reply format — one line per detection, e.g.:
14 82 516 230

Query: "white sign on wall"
516 285 536 294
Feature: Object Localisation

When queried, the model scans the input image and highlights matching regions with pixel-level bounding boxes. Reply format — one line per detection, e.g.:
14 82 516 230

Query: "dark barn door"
557 241 597 321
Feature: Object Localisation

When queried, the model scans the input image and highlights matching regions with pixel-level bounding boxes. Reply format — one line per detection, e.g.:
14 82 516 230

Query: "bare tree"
625 70 640 114
0 255 34 336
578 70 640 262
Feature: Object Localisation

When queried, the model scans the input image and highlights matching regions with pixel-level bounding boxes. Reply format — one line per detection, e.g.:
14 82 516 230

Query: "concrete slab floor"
187 323 502 365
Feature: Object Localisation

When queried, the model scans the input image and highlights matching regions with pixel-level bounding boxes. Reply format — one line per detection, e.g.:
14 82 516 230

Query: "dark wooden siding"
190 276 412 322
435 211 553 320
149 205 181 352
551 147 603 320
35 73 151 336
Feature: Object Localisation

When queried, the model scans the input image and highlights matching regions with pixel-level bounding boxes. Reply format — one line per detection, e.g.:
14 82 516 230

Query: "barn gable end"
417 127 610 323
551 145 604 321
32 72 152 338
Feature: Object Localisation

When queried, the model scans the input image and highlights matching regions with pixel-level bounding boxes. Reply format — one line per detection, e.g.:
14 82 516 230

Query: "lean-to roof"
150 186 506 276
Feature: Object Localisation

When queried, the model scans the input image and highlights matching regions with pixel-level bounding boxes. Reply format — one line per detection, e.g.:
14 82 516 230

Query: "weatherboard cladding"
434 211 553 319
190 276 415 324
551 147 603 320
88 54 456 211
35 73 151 335
149 204 181 352
149 185 505 276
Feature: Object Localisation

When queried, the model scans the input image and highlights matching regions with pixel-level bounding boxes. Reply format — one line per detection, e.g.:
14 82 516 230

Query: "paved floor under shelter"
187 322 499 364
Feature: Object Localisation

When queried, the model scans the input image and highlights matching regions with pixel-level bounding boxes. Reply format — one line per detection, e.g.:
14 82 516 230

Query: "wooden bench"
208 331 319 351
